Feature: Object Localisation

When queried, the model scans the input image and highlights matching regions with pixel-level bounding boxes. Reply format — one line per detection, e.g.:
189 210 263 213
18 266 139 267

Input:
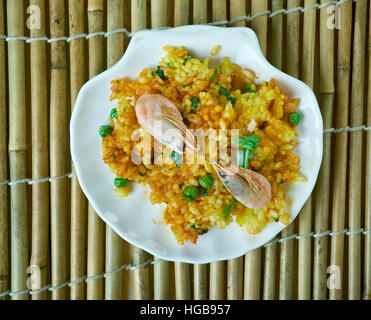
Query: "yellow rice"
102 46 303 245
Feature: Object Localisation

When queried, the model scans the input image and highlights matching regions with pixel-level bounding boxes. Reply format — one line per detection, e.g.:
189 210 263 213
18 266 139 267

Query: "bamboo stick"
192 0 209 300
270 0 283 69
227 258 243 300
174 0 189 26
329 1 352 300
278 0 301 301
30 0 49 300
193 0 207 25
301 0 317 88
131 0 147 31
274 0 294 301
175 262 191 299
87 204 105 300
312 0 335 300
244 0 268 300
263 242 277 300
105 0 125 301
229 0 246 27
192 1 209 301
7 0 29 300
209 261 225 300
251 0 268 56
149 0 173 300
151 0 168 28
69 0 88 300
0 0 9 301
286 0 301 80
244 248 261 299
227 0 245 300
128 247 150 299
87 0 106 300
279 224 295 300
154 257 172 300
297 0 317 300
49 0 69 300
173 0 193 300
364 5 371 301
105 224 123 300
212 0 227 23
128 0 152 300
193 264 208 300
348 0 367 300
208 1 227 300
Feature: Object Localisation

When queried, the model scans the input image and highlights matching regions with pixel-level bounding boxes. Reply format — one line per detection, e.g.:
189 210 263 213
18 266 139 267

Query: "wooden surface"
0 0 370 300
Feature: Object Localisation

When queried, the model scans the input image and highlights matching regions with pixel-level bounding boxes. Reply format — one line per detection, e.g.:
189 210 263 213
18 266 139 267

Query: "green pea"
289 112 300 125
183 186 199 202
114 177 129 188
99 125 113 137
199 174 214 189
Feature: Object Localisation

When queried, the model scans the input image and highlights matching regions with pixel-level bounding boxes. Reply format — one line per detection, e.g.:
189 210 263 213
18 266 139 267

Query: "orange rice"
101 46 303 245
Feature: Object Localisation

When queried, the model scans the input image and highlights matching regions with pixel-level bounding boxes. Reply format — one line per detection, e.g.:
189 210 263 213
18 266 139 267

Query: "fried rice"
102 45 304 245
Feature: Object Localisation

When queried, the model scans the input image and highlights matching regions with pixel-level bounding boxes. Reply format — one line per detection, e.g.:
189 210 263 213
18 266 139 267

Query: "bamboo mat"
0 0 370 300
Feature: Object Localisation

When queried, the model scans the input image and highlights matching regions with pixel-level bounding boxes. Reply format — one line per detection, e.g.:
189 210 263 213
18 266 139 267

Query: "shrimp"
135 94 195 153
212 163 271 209
135 93 272 209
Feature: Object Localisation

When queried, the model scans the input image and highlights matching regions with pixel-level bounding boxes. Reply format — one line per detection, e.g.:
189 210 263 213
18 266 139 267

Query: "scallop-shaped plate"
70 25 323 264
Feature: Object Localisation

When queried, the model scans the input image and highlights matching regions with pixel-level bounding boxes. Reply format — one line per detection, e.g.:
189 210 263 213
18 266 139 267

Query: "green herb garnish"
183 56 192 65
227 96 236 104
191 96 199 109
233 134 261 151
278 179 284 184
215 65 222 74
191 224 208 234
223 199 237 218
244 149 251 169
202 188 209 197
210 70 217 82
139 172 146 176
238 149 246 167
155 66 168 80
170 150 183 168
274 217 279 222
219 87 236 104
219 86 229 96
242 85 256 93
182 84 186 88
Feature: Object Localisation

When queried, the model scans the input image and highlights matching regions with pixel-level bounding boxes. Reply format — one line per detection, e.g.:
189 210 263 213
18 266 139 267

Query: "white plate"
70 25 323 264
